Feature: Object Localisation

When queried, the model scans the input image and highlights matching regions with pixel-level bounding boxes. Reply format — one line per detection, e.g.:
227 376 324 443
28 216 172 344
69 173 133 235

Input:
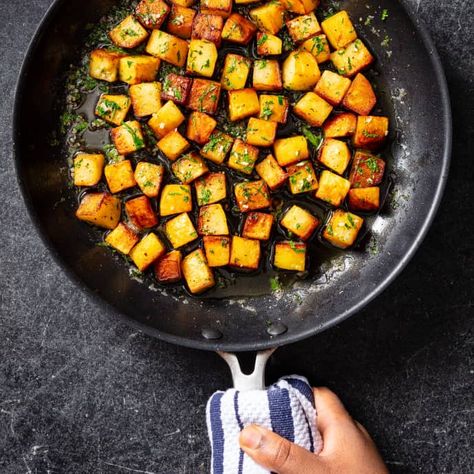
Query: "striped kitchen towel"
206 375 322 474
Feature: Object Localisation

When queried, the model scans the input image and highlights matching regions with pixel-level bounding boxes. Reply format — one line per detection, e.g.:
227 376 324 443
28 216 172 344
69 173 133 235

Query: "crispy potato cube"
315 170 350 206
286 13 321 43
167 5 196 38
201 0 232 17
279 0 318 14
287 160 318 194
318 138 351 174
170 0 196 7
203 236 231 267
186 111 217 145
273 136 309 167
125 195 158 229
274 241 307 272
89 49 124 83
105 222 139 255
154 250 183 284
111 121 145 155
129 82 162 118
130 233 166 272
146 30 189 67
293 92 333 127
161 73 192 105
331 39 374 78
314 70 351 106
148 100 185 139
229 236 261 270
195 172 227 206
109 15 149 49
256 32 282 56
228 88 260 121
249 3 285 35
76 192 121 230
281 205 319 240
246 118 277 147
228 139 259 175
300 34 331 63
234 180 271 212
348 187 380 212
323 210 363 249
186 39 218 77
182 248 215 294
192 13 224 46
221 53 251 90
165 212 198 248
255 154 287 190
253 59 282 91
172 152 209 183
119 56 160 85
222 13 257 44
321 10 357 50
323 112 357 138
242 212 274 240
104 159 137 193
136 0 170 29
353 116 389 150
349 151 385 188
282 51 320 91
73 153 105 187
198 204 229 235
187 79 221 114
160 184 192 216
201 131 234 164
157 130 190 161
259 94 289 123
134 162 164 197
342 73 376 116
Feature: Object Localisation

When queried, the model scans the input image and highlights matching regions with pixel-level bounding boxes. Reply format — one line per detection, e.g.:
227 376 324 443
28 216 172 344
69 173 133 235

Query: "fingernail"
240 425 263 449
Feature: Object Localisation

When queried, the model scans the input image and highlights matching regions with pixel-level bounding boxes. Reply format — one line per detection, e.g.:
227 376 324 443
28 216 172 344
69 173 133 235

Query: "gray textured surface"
1 1 473 473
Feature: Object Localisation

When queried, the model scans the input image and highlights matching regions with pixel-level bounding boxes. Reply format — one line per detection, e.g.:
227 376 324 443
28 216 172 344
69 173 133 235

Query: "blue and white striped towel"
206 375 322 474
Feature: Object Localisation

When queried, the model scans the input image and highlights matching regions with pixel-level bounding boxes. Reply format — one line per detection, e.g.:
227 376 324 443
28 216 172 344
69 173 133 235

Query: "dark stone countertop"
0 1 472 473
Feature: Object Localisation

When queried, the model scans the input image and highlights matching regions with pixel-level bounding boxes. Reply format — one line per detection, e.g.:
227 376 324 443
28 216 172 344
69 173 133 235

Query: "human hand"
239 387 388 474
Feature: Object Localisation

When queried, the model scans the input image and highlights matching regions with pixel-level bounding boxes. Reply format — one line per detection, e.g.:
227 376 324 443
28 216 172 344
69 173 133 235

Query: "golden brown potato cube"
89 49 124 83
161 74 192 106
170 0 196 7
286 13 321 43
314 70 351 106
167 5 196 39
221 53 251 90
348 187 380 212
154 250 183 284
242 212 274 240
246 118 277 147
274 241 307 272
148 100 185 139
160 184 192 216
157 130 190 161
315 170 350 206
134 162 165 198
172 152 209 183
342 73 376 116
105 222 139 255
109 15 149 49
281 205 319 240
195 172 227 206
349 151 385 189
322 10 356 50
331 39 374 78
187 79 221 114
228 88 260 122
146 30 189 67
293 92 333 127
186 39 218 77
353 116 389 150
249 3 285 35
130 233 167 272
228 139 259 175
129 82 162 118
253 59 282 91
111 121 145 155
256 32 282 56
182 248 215 294
255 154 287 190
165 212 198 248
203 236 231 267
234 180 271 212
229 236 261 270
125 195 158 230
323 112 357 138
104 159 137 193
198 204 229 235
273 136 309 167
222 13 257 44
73 153 105 187
318 138 351 175
259 94 289 123
282 51 320 91
279 0 318 14
201 131 234 164
119 56 161 85
300 34 331 63
76 192 121 230
136 0 170 29
192 13 224 46
323 210 363 249
287 160 318 194
201 0 232 17
186 111 217 145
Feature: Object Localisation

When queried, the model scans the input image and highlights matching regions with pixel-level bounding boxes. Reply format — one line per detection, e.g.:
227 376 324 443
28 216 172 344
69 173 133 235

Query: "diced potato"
134 162 164 197
104 159 137 193
255 154 287 190
129 82 162 118
198 204 229 235
242 212 274 240
187 78 222 114
221 53 251 90
253 59 282 91
129 233 167 272
228 88 260 121
172 152 209 183
323 209 363 249
165 212 198 248
228 139 259 175
315 170 350 206
201 131 234 164
167 5 196 38
148 100 185 139
73 153 105 187
353 116 389 150
321 10 357 50
136 0 170 29
182 248 215 294
195 172 227 206
331 39 374 78
293 92 333 127
349 151 385 188
192 13 224 46
286 13 321 43
186 111 217 145
259 94 289 123
256 32 282 56
273 136 309 166
111 121 145 156
274 241 307 272
186 39 218 77
222 13 257 44
249 3 285 35
342 73 376 116
280 205 319 240
154 250 183 284
170 0 196 7
161 73 193 105
89 49 124 83
119 56 161 85
157 130 190 161
246 118 278 147
160 184 192 216
203 236 231 267
323 112 357 138
234 0 260 4
348 187 380 212
286 160 318 194
318 138 351 175
146 30 189 67
279 0 318 14
109 15 149 49
125 195 159 229
282 51 320 91
314 70 351 106
234 180 271 212
201 0 233 17
76 192 121 230
300 34 330 63
229 236 261 270
105 222 139 255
